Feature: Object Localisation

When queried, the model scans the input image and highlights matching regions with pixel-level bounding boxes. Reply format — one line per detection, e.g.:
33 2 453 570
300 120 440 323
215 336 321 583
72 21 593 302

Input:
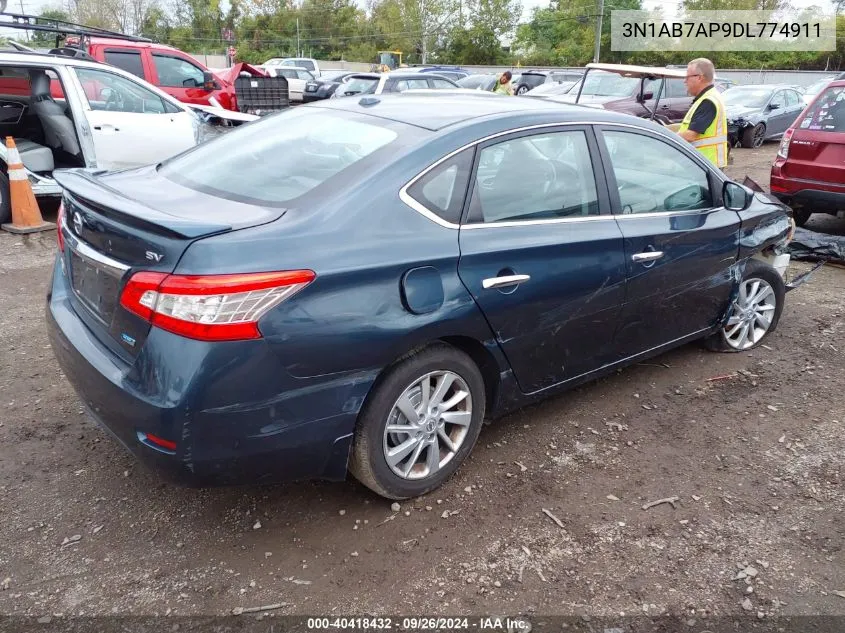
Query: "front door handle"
632 251 664 263
482 274 530 289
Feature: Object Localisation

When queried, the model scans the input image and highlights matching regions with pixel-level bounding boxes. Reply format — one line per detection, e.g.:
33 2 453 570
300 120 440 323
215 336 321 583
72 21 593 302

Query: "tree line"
26 0 845 70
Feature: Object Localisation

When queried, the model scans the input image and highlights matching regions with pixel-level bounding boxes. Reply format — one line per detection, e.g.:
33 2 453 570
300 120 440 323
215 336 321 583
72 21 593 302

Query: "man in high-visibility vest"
677 58 728 169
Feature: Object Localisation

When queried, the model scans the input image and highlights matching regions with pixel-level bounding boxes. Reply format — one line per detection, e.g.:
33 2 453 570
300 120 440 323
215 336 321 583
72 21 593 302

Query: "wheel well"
438 335 500 415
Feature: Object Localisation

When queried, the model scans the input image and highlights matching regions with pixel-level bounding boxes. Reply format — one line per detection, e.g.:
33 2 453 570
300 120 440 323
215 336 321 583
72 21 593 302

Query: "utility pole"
593 0 604 63
296 18 301 57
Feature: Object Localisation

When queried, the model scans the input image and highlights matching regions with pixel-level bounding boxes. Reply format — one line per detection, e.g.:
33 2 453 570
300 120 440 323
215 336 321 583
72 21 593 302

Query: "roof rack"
0 8 151 49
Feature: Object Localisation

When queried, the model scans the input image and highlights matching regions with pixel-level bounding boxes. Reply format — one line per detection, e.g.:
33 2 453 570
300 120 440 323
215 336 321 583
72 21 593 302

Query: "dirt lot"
0 144 843 622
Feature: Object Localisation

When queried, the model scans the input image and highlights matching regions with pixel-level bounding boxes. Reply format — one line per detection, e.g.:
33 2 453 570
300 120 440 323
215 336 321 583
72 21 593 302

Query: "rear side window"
799 86 845 132
160 109 399 206
406 150 473 224
665 79 687 98
430 78 455 89
104 50 145 79
468 130 600 224
391 79 429 92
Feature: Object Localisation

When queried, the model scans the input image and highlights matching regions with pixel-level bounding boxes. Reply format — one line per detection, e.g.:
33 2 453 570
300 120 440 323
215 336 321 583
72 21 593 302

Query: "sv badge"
145 251 164 262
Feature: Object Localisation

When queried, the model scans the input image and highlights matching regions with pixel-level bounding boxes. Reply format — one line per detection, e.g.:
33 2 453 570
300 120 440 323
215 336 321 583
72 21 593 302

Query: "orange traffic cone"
1 136 55 234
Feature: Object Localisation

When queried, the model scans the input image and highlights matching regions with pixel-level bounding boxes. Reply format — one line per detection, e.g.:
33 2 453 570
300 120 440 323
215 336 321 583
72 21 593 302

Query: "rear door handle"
632 251 664 262
94 124 119 132
482 274 530 289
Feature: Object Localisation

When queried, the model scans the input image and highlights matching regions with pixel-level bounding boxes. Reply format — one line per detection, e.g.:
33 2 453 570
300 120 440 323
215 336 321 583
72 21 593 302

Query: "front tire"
741 123 766 149
704 259 785 352
792 207 811 227
349 344 486 500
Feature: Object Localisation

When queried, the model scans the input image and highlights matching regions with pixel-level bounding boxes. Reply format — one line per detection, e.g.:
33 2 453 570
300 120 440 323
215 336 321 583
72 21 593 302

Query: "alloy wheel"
382 371 472 480
723 277 777 350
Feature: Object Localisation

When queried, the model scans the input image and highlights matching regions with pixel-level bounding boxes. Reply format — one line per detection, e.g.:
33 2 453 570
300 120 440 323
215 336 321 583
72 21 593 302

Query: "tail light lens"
120 270 315 341
777 128 794 160
56 202 65 252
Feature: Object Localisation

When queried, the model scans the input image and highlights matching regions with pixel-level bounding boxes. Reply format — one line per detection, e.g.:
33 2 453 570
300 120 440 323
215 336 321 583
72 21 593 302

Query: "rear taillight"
777 128 794 160
119 270 315 342
56 202 65 252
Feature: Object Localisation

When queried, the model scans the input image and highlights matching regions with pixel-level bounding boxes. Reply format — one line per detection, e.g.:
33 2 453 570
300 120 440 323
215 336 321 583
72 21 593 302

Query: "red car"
771 79 845 226
68 37 266 112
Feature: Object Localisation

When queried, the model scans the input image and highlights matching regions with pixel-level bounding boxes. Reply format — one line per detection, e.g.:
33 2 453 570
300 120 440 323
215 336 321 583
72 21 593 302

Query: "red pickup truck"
67 37 265 112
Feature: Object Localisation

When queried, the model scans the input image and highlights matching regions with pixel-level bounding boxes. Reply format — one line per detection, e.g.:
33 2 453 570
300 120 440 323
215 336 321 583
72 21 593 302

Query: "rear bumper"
46 257 374 487
770 186 845 213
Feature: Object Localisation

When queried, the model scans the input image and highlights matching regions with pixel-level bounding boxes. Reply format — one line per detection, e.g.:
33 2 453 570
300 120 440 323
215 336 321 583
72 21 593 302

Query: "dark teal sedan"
47 93 794 499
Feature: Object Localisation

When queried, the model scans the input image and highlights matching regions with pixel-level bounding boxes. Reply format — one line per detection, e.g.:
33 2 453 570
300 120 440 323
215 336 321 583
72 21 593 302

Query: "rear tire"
704 259 785 352
349 344 486 500
0 172 10 225
516 84 529 95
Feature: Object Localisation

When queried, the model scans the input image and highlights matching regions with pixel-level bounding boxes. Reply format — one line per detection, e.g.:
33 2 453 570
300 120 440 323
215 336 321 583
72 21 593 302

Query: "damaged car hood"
726 105 761 120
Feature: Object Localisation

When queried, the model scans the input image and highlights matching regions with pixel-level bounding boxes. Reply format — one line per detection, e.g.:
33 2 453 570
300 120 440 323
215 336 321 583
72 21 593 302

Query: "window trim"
595 125 721 218
399 120 726 229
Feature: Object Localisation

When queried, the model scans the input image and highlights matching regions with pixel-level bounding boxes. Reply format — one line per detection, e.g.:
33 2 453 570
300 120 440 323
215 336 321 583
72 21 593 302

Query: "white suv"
0 50 253 225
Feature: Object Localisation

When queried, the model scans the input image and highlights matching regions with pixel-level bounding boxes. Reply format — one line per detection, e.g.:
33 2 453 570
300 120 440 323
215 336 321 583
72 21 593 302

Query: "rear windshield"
341 77 378 95
799 85 845 132
159 108 399 206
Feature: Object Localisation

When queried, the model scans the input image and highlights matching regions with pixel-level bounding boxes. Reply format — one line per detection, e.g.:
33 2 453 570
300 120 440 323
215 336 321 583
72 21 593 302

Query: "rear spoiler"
53 168 232 239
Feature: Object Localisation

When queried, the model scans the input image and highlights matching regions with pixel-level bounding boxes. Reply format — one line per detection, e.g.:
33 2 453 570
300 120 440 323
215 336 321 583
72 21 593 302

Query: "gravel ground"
0 143 842 622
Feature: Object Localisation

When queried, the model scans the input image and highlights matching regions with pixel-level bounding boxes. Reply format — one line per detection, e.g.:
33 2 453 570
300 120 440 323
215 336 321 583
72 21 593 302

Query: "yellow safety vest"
679 86 728 168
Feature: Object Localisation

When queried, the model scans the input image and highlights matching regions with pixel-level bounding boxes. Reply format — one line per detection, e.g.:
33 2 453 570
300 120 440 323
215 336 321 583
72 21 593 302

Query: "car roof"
586 62 687 79
310 92 650 132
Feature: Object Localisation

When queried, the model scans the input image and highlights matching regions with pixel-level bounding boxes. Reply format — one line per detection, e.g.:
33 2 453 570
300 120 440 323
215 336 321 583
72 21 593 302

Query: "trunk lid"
785 128 845 185
783 84 845 186
54 167 285 359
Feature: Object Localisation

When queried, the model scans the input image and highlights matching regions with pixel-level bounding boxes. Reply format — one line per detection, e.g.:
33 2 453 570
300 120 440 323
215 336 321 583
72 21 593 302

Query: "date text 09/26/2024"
306 617 530 631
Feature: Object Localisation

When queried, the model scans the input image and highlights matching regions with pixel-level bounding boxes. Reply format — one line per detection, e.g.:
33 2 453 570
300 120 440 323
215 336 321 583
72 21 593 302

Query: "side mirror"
203 71 217 91
637 91 654 103
723 181 752 211
768 102 781 110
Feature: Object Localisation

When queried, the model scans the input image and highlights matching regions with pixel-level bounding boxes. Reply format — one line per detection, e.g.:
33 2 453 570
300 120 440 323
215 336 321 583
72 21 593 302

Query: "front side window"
152 54 205 88
769 91 786 109
602 130 712 214
468 130 600 224
159 109 400 206
75 67 168 114
785 90 800 107
297 70 314 81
